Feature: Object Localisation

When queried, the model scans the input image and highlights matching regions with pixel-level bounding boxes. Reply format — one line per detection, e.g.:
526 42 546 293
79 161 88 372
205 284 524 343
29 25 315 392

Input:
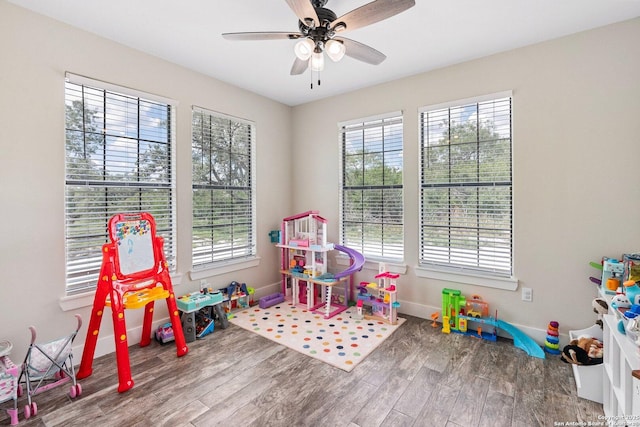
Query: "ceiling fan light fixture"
325 39 345 62
294 38 314 60
311 51 325 71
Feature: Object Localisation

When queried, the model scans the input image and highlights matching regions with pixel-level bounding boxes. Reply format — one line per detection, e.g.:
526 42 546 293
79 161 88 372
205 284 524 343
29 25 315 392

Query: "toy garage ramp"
495 319 545 359
333 245 365 279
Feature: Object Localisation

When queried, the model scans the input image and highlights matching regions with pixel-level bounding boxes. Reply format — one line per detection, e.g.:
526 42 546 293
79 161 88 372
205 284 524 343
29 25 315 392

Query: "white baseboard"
397 300 558 347
72 290 559 364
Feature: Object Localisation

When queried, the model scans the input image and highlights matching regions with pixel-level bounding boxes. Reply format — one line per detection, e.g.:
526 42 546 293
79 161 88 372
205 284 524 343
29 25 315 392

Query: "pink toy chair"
77 212 188 393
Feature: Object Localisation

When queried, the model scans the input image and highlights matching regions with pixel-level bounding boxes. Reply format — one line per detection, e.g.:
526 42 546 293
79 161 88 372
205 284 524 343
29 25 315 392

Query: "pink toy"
276 211 365 319
0 341 19 425
17 315 82 421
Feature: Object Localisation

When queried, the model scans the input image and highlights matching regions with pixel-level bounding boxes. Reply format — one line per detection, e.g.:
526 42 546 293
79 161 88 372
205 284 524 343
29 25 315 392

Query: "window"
64 74 176 295
192 107 256 269
419 93 512 277
340 112 403 261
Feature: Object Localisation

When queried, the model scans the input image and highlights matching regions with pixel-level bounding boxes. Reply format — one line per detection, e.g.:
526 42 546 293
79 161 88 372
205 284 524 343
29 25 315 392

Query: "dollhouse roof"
283 210 327 223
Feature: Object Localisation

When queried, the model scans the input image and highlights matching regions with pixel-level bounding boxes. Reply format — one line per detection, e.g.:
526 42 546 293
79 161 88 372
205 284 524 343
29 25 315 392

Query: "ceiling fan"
222 0 415 81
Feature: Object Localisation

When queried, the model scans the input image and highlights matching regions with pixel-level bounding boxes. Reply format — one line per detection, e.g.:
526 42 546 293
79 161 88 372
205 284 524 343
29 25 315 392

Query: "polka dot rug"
228 303 405 372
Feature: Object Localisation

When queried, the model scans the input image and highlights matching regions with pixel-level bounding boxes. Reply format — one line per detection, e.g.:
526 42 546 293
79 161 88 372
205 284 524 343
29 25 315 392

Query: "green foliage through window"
420 96 512 276
64 79 175 295
192 108 255 268
341 114 403 260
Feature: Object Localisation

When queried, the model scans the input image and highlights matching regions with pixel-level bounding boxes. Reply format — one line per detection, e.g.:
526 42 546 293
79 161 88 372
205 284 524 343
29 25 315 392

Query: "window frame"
417 91 517 290
339 111 404 263
63 72 177 297
190 106 257 274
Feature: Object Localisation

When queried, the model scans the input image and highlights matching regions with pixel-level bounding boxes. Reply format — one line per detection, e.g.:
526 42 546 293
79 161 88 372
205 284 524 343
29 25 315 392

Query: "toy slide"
495 319 545 359
332 245 365 279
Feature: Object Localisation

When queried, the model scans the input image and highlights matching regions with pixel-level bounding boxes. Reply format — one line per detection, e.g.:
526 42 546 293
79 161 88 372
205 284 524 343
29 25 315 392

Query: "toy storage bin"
569 324 603 403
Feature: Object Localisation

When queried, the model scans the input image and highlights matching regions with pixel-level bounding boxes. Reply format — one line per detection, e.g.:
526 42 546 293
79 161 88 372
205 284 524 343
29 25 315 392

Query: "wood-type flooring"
1 314 604 427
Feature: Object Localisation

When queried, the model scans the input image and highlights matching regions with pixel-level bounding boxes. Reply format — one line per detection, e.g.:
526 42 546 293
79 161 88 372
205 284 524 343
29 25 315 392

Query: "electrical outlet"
522 287 533 302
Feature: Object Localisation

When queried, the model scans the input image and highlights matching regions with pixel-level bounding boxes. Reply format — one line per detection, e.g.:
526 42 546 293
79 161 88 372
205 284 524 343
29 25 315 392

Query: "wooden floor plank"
3 314 605 427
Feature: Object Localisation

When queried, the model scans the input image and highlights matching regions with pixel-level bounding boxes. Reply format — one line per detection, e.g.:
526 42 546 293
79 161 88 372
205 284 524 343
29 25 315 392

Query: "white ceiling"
7 0 640 106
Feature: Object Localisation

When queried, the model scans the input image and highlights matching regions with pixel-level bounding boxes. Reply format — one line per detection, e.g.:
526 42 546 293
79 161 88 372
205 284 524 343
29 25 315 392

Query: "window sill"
59 272 184 312
189 256 261 281
415 266 518 291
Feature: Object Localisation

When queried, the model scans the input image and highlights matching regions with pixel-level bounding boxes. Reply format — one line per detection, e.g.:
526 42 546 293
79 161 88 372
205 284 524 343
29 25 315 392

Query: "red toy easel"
77 212 188 392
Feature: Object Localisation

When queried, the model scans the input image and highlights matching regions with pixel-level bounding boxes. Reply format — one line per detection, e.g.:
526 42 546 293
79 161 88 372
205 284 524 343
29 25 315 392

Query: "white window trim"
415 266 518 291
63 72 178 296
65 72 178 106
338 110 405 262
191 106 258 270
417 90 515 289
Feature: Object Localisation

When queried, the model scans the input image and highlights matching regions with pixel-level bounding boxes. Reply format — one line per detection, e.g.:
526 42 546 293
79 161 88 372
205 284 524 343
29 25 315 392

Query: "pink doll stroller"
17 314 83 420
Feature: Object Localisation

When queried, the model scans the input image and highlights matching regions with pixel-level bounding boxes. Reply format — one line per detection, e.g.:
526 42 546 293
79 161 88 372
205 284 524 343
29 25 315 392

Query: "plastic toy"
354 264 401 324
177 291 227 342
441 288 466 331
259 293 285 309
602 257 624 294
624 280 640 305
195 313 215 339
219 281 253 313
276 211 365 319
77 212 188 393
442 316 451 334
611 293 631 314
155 323 175 344
0 341 19 425
430 312 439 327
440 288 545 358
458 317 467 333
544 321 561 355
18 315 83 420
465 295 489 318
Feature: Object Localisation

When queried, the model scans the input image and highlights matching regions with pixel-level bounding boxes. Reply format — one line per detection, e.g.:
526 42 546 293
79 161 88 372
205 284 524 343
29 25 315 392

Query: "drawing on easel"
114 219 154 275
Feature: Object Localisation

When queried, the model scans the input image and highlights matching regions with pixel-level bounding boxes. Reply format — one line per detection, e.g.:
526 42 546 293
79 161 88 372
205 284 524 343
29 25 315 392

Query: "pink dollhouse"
277 211 365 319
358 263 400 325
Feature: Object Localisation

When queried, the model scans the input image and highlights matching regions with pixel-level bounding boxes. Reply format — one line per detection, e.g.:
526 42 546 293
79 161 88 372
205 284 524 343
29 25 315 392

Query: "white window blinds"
64 75 176 295
192 107 256 268
340 113 404 261
419 94 513 277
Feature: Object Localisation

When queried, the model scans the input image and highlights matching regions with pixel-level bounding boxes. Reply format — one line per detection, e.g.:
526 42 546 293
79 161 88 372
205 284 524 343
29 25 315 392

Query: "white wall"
1 0 638 360
0 1 292 356
291 17 640 340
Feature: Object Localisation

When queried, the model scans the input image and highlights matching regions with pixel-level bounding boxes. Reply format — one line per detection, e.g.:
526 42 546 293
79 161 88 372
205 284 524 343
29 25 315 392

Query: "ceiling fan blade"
285 0 319 28
222 32 301 41
290 57 309 75
331 0 415 34
337 37 386 65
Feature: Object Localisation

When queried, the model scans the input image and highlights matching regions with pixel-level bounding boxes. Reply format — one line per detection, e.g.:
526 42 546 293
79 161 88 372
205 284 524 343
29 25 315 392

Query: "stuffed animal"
592 297 608 328
561 336 603 365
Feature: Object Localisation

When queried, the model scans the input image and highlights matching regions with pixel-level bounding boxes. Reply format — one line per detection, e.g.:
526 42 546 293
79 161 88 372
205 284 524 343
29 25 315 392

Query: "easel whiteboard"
114 220 155 275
